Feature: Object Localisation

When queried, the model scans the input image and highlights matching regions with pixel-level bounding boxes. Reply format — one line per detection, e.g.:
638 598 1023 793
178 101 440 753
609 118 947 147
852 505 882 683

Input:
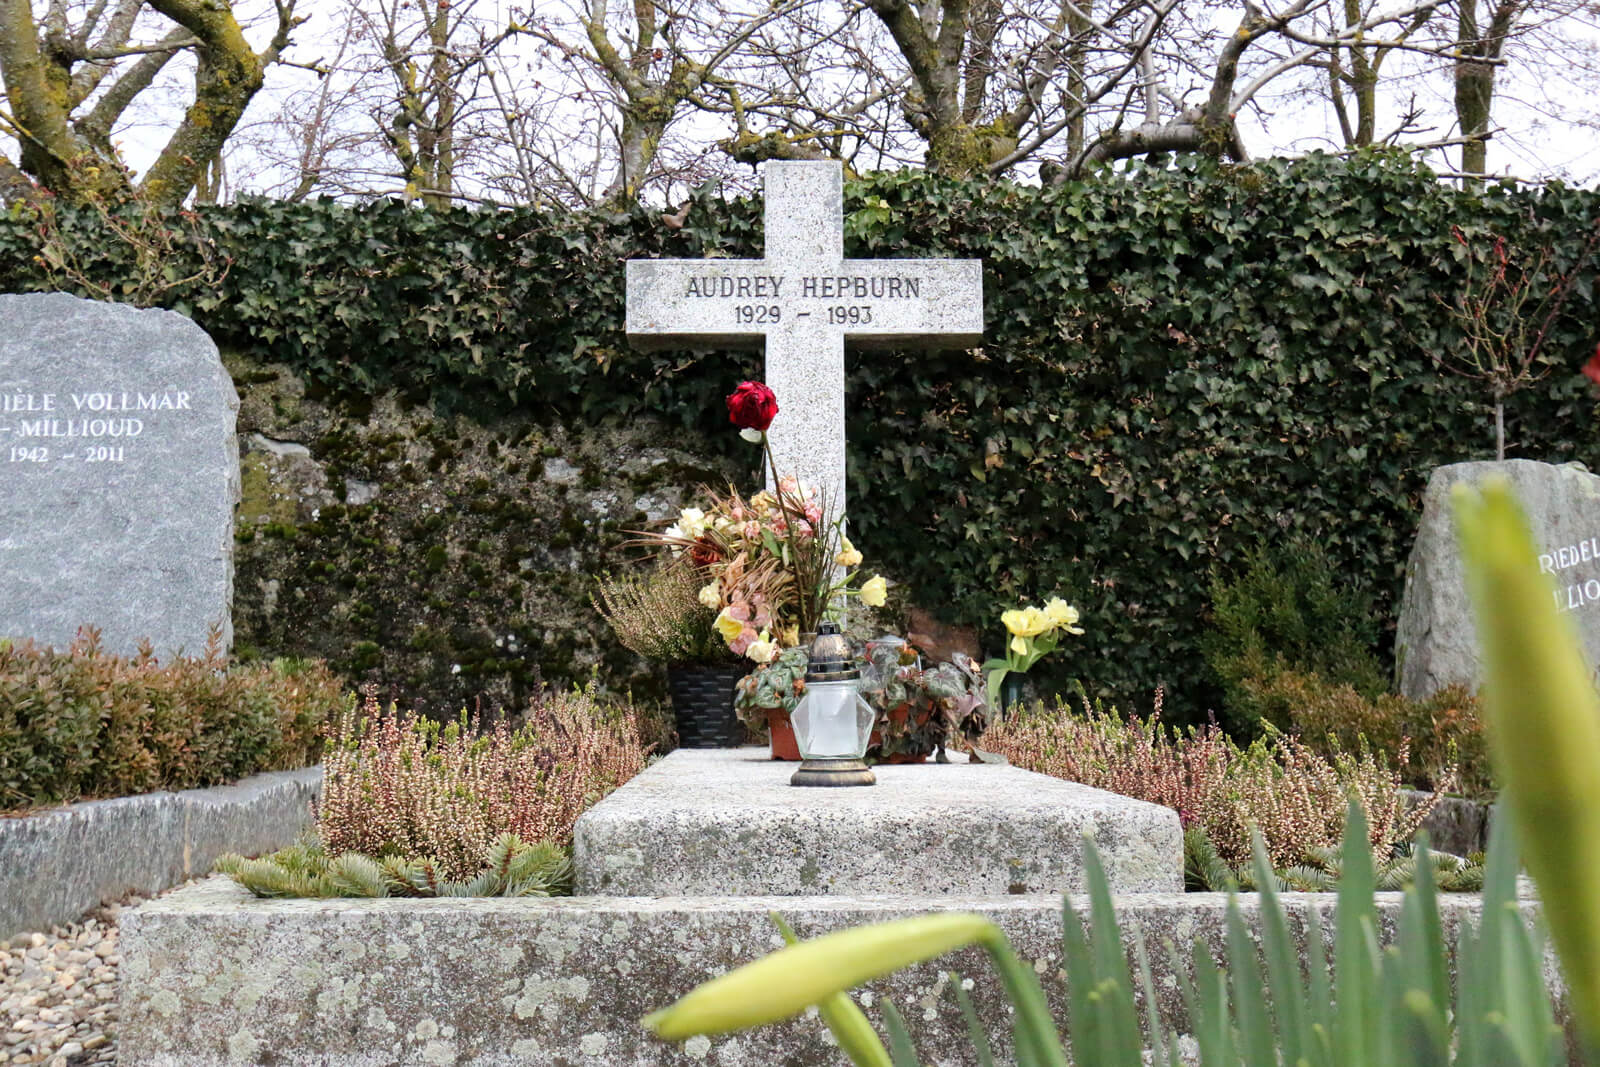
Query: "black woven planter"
666 665 746 748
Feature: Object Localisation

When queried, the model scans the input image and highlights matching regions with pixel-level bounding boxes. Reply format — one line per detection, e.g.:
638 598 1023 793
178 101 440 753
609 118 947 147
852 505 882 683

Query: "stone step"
572 748 1183 896
117 878 1547 1067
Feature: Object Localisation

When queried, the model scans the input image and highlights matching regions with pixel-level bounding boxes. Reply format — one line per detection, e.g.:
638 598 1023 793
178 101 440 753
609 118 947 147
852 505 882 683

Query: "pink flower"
729 626 758 655
804 504 822 525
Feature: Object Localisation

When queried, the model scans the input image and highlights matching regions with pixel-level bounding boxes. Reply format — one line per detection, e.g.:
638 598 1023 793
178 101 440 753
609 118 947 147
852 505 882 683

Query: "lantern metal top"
804 621 859 682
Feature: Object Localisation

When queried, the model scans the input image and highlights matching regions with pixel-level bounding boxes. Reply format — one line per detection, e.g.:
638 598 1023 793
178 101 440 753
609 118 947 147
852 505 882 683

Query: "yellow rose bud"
714 610 744 643
859 575 888 608
697 582 721 610
643 913 998 1040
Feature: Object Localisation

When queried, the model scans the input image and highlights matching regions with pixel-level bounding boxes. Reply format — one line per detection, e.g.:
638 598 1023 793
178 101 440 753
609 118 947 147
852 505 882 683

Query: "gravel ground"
0 895 143 1067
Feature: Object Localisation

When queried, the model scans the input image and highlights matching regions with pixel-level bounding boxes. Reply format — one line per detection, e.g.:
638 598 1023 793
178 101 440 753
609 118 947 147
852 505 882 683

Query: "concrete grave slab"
572 748 1183 896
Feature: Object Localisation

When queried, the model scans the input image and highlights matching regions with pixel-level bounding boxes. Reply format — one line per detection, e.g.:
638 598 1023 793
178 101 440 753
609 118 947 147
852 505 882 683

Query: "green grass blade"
1225 893 1276 1067
1332 802 1378 1065
878 999 922 1067
1132 933 1171 1067
1061 893 1100 1066
1250 831 1310 1067
948 971 996 1067
1303 906 1335 1067
977 930 1070 1067
1082 838 1144 1066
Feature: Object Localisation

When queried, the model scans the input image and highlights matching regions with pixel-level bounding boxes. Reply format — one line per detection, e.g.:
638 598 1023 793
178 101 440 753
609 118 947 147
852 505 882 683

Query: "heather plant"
316 683 651 882
982 692 1446 870
594 560 732 666
0 629 342 812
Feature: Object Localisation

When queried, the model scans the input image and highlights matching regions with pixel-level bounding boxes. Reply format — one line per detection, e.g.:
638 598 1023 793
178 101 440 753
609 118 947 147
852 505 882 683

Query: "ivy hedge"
3 151 1597 723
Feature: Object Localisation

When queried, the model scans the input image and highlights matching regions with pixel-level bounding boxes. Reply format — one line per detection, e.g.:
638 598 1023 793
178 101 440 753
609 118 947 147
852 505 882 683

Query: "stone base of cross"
625 162 983 523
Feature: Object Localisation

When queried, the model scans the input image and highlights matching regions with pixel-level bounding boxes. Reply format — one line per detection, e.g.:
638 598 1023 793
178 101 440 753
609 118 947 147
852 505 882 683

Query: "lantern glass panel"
791 679 876 759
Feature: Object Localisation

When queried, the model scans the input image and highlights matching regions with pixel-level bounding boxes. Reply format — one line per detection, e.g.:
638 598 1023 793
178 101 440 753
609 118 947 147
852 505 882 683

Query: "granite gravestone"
0 294 240 657
626 161 983 518
1396 459 1600 699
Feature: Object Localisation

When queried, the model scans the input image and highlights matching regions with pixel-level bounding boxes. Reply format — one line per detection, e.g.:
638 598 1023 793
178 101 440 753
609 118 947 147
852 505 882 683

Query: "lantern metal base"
789 758 877 787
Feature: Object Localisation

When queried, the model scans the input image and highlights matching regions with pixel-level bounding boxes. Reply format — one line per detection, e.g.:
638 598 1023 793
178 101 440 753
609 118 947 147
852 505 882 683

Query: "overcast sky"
33 0 1600 202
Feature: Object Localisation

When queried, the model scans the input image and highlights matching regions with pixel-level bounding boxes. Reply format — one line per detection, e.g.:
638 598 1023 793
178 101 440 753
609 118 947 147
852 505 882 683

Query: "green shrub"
4 154 1598 723
0 631 343 812
1242 669 1491 796
1203 536 1390 734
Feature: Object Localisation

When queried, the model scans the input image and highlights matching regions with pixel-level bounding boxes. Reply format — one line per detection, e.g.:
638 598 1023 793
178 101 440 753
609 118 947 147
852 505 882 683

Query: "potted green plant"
859 637 988 763
734 646 809 760
594 560 744 748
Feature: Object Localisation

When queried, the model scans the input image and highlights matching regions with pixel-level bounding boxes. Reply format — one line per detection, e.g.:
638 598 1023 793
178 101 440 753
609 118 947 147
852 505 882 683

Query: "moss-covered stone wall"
226 354 744 713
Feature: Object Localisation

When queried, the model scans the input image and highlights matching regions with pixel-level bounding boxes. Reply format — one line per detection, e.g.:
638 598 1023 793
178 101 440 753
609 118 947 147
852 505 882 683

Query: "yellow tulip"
1003 606 1051 638
835 536 864 569
1454 478 1600 1046
714 610 744 643
1010 635 1028 656
1042 598 1084 635
643 913 998 1040
859 575 888 608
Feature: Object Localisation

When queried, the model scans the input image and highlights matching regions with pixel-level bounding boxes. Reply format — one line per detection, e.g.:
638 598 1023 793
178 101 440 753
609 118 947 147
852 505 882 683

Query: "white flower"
746 630 779 664
740 428 764 443
697 582 721 609
679 508 709 539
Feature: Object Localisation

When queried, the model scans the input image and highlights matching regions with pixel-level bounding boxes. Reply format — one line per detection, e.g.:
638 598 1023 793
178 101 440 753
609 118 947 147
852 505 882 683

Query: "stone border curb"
117 879 1557 1066
0 767 321 939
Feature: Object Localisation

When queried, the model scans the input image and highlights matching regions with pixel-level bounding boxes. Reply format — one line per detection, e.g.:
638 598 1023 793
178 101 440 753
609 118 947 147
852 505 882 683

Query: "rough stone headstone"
626 161 983 518
1396 459 1600 699
0 293 239 657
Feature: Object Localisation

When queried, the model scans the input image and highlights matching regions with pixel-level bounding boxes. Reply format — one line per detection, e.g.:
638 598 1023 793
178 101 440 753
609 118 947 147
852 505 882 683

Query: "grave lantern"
789 622 877 787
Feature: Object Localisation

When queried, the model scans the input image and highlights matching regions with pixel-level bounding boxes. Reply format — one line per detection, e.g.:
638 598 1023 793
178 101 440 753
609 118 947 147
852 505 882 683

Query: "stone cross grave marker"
626 161 983 518
0 293 240 658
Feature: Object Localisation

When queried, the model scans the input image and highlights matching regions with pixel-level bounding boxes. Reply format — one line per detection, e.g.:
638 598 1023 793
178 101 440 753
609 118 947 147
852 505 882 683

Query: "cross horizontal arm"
626 258 983 349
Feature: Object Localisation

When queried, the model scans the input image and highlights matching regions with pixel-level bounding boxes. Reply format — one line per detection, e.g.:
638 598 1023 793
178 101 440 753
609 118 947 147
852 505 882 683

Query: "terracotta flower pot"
868 703 932 764
765 708 802 761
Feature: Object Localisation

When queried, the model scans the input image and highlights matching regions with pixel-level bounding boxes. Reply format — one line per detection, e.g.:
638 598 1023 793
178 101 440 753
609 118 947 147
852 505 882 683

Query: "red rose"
1585 343 1600 388
727 381 778 432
